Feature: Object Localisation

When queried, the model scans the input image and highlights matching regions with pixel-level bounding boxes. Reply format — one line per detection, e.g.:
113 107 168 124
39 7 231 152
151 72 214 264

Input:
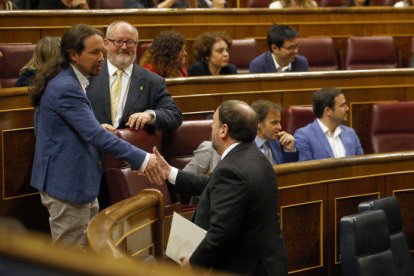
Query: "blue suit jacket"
249 51 309 73
31 67 147 204
261 140 298 164
294 120 364 161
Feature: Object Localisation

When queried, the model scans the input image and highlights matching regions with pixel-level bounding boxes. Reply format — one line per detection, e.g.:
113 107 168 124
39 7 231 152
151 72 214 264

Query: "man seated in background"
249 24 308 73
294 87 363 161
184 99 297 176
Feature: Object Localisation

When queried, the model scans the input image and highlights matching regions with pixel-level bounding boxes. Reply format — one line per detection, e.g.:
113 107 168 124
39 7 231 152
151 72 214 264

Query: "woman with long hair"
16 36 61 87
140 31 187 78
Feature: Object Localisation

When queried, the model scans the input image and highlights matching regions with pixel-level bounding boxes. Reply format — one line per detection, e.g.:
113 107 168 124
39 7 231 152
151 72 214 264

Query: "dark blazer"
87 61 182 130
175 142 287 275
15 68 35 87
269 140 298 164
249 51 309 73
188 60 238 76
294 119 364 161
31 67 147 204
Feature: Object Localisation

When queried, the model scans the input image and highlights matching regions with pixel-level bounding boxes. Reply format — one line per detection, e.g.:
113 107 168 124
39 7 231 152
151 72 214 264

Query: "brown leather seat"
318 0 345 6
0 43 35 88
298 38 338 71
281 106 315 135
136 42 151 64
370 102 414 153
229 39 257 74
345 36 398 70
88 0 123 9
163 120 213 170
246 0 272 7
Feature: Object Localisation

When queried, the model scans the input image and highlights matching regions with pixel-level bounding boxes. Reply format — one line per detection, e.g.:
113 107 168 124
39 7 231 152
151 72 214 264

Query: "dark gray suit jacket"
87 61 182 130
249 51 309 73
175 142 287 275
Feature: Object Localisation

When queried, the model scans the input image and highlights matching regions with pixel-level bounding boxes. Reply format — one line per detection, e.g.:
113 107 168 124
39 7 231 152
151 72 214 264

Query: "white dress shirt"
317 119 346 158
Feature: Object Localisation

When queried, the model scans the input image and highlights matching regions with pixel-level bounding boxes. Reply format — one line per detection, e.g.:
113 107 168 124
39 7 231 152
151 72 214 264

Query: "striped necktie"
110 69 123 125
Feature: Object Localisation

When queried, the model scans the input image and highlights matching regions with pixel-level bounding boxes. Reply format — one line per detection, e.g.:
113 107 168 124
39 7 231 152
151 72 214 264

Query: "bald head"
218 100 258 142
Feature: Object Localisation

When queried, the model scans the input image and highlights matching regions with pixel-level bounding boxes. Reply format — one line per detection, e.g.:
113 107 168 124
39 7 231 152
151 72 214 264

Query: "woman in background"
188 31 237 76
15 36 61 87
140 31 187 78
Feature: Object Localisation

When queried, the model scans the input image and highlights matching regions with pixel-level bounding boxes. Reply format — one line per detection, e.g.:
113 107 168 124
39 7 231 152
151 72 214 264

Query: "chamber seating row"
103 101 414 209
2 36 412 87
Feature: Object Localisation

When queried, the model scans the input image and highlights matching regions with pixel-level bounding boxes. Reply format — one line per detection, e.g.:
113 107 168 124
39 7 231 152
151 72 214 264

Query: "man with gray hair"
87 20 182 131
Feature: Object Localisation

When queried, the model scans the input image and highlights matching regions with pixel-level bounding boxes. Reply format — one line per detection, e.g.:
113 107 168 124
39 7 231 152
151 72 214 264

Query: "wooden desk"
275 152 414 275
1 8 414 65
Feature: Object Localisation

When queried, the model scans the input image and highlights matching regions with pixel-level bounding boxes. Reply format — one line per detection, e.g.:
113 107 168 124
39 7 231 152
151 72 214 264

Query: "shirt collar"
70 64 89 93
272 53 292 72
107 60 133 77
254 136 268 148
317 119 342 138
221 142 240 160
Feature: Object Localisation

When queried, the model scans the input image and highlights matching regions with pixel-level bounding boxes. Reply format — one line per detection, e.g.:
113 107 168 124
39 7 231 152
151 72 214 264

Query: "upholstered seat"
229 39 257 74
162 120 213 169
370 102 414 153
345 36 398 70
318 0 344 7
88 0 123 9
246 0 272 7
340 210 398 276
298 38 338 71
359 197 414 276
281 106 315 135
0 43 36 88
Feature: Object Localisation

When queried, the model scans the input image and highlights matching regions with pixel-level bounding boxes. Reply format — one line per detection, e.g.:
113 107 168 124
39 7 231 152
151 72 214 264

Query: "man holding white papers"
152 100 287 275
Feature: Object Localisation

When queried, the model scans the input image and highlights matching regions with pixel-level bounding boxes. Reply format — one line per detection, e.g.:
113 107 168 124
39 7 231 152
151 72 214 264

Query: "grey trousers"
40 192 99 248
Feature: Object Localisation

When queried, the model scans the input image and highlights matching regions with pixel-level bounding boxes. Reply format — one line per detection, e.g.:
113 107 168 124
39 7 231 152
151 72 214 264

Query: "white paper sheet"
166 212 207 263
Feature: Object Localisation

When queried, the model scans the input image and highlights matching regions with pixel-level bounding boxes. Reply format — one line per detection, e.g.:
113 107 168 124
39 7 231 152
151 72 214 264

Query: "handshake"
138 147 172 186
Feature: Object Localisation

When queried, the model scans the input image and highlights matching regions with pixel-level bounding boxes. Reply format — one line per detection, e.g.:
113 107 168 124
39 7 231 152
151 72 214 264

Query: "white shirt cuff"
139 153 151 172
145 109 156 125
168 167 179 185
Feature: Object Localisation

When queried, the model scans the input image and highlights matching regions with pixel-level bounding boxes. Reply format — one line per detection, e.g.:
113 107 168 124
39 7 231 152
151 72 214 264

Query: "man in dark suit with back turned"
151 100 287 275
249 24 308 73
87 20 182 132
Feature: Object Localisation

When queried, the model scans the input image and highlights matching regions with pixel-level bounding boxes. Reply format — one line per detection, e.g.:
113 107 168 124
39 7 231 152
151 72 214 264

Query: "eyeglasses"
281 44 299 51
106 38 138 48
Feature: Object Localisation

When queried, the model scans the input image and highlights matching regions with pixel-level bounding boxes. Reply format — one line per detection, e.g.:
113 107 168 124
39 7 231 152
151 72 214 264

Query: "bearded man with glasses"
249 24 309 73
87 20 182 132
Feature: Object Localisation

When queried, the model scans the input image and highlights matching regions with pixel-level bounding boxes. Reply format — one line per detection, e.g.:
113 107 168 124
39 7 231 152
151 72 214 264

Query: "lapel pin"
140 86 144 91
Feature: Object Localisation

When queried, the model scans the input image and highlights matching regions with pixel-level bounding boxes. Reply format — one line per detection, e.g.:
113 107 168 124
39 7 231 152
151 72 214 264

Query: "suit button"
97 161 102 165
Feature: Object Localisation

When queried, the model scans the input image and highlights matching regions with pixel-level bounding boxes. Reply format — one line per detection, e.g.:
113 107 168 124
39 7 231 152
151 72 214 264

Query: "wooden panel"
281 200 323 273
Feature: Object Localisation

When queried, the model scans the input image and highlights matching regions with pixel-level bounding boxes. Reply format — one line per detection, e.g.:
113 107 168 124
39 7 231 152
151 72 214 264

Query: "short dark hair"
193 31 232 63
251 99 282 122
61 24 103 67
267 24 298 51
313 88 343 118
30 24 103 107
218 100 258 142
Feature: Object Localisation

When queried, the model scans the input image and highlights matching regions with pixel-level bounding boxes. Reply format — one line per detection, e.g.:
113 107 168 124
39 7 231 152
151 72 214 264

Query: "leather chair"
88 0 123 9
163 120 213 170
345 36 398 70
246 0 272 7
136 42 151 64
370 102 414 153
297 38 338 71
340 210 398 276
359 197 414 276
0 43 36 88
103 128 165 204
281 106 315 135
229 39 257 74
